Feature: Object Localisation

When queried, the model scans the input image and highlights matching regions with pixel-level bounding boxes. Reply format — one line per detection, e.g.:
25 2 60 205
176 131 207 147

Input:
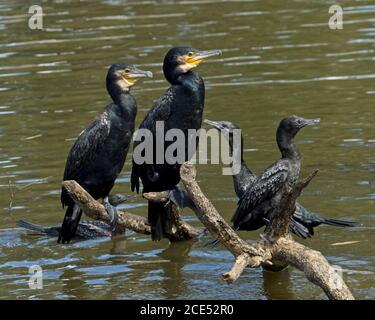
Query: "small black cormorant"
59 64 152 243
20 220 114 238
131 47 221 241
18 194 134 239
205 117 356 237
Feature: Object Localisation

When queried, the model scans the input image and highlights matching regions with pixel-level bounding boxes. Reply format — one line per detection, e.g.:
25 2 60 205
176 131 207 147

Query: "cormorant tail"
130 165 140 193
58 204 82 243
320 217 357 228
289 218 311 239
17 220 60 236
148 201 172 241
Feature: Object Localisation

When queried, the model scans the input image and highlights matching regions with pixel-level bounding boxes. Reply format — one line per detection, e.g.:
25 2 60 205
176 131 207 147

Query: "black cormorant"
59 64 152 243
19 194 135 239
205 117 356 237
19 220 114 238
131 47 221 241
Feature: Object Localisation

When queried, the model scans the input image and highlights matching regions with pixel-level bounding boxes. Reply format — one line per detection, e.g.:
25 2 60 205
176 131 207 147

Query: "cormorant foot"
103 196 120 234
168 187 196 210
108 193 136 207
204 238 220 248
147 166 159 182
168 187 185 208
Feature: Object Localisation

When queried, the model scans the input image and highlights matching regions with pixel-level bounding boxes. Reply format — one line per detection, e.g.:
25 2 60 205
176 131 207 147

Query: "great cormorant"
131 47 221 241
205 117 356 237
59 64 152 243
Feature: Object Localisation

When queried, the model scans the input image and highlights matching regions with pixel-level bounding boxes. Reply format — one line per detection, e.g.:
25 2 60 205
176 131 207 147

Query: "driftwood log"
61 161 354 300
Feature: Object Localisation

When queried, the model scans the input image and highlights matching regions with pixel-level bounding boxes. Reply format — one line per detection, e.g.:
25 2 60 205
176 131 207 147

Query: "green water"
0 0 374 299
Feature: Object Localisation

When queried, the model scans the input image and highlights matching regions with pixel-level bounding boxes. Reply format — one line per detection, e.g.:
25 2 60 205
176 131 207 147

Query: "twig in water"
7 176 52 211
8 178 14 211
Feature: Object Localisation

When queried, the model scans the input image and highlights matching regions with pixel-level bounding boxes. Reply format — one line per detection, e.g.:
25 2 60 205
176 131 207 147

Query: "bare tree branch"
62 180 150 235
62 180 200 241
143 191 201 241
61 163 354 300
179 162 354 300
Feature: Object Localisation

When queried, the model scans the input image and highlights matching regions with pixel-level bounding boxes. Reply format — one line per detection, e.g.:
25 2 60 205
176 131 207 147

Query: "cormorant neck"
276 129 300 160
230 134 252 176
106 79 133 104
230 135 255 198
113 92 130 107
164 68 200 87
230 134 244 164
106 81 137 121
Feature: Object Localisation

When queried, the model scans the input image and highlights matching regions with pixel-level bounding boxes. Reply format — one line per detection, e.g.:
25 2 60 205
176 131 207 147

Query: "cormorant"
131 47 221 241
205 117 356 238
19 194 135 238
19 220 114 238
59 64 152 243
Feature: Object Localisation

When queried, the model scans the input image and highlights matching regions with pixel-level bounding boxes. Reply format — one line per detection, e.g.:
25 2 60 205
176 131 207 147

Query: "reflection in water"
158 241 196 299
110 235 128 255
61 267 87 299
262 268 294 300
0 0 374 299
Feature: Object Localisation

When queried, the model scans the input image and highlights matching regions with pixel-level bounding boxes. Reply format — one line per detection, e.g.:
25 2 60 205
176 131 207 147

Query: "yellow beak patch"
123 75 137 85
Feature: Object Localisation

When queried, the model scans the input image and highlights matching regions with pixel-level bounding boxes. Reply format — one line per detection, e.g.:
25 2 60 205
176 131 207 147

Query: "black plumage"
131 47 221 241
59 63 152 243
205 117 356 238
19 220 114 238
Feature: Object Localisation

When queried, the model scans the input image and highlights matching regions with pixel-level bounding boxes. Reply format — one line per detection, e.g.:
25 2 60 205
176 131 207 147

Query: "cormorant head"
204 119 240 138
163 47 221 83
277 115 320 139
106 63 153 96
204 119 243 157
276 116 319 159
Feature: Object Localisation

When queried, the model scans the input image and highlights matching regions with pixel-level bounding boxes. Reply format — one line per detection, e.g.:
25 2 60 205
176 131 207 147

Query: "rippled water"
0 0 374 300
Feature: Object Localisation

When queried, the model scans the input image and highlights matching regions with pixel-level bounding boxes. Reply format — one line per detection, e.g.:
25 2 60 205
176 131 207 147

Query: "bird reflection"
157 240 196 299
262 267 295 300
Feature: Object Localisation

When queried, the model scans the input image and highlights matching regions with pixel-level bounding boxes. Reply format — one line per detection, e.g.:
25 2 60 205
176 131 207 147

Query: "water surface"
0 0 374 299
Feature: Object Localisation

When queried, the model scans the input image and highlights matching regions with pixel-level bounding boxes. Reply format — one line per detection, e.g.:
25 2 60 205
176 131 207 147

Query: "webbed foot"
168 186 196 210
103 196 120 235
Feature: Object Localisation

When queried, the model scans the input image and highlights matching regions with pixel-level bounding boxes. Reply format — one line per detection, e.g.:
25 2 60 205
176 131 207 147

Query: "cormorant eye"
187 52 194 57
124 69 130 74
296 119 304 126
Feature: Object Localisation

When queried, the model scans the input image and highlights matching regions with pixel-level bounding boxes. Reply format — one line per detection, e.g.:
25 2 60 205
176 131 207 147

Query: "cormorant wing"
131 87 175 193
233 166 257 198
232 162 289 229
293 203 320 225
63 110 111 181
136 87 174 134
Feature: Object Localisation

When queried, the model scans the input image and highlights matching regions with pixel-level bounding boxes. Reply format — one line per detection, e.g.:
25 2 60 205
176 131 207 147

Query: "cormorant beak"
186 49 222 68
204 119 224 131
123 67 153 85
301 118 320 127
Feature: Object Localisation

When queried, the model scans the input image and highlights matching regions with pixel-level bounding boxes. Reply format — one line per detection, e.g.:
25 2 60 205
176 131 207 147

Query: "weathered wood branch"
273 237 354 300
179 162 354 300
62 180 150 235
142 191 170 203
61 164 354 300
179 162 267 262
143 191 201 241
62 180 200 241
